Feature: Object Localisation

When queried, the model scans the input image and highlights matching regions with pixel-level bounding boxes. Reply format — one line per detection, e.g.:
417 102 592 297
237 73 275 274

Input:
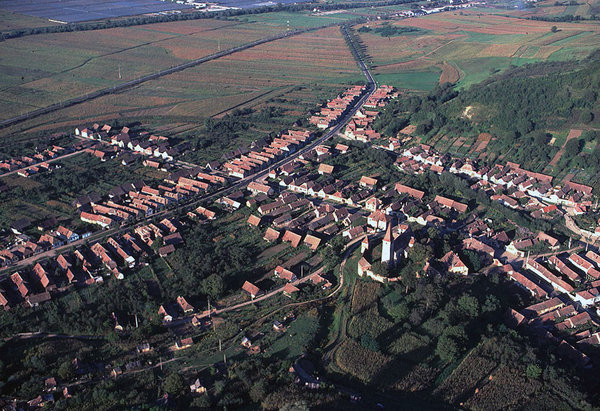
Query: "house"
303 234 321 251
282 230 302 248
247 181 274 196
158 305 175 322
367 210 390 230
359 176 378 189
242 281 261 299
175 337 194 350
537 231 559 249
434 195 468 213
506 238 534 257
318 164 334 175
190 378 207 394
247 214 262 227
274 266 297 282
283 283 300 297
177 296 194 313
395 183 425 200
521 297 565 318
335 143 349 154
159 244 175 257
56 226 79 243
264 227 281 242
440 251 469 275
137 343 152 353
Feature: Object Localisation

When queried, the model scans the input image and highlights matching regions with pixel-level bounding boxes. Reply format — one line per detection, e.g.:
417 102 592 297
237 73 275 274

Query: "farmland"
0 18 292 121
0 24 362 166
356 9 600 90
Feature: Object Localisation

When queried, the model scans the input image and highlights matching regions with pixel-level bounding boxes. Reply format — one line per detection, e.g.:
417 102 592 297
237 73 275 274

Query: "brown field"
439 61 460 84
471 132 492 154
477 43 522 57
0 26 359 146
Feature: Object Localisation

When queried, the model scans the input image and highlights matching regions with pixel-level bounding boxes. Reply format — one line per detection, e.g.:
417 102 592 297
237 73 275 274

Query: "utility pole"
135 314 138 328
118 64 121 79
159 356 163 371
219 339 222 352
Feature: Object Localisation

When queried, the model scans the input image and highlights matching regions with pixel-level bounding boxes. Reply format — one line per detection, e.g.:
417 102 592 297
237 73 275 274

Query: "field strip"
374 37 461 69
212 87 290 118
547 128 582 168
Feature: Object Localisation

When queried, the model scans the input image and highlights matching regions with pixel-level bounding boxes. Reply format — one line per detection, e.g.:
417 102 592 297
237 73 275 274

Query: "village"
1 80 600 406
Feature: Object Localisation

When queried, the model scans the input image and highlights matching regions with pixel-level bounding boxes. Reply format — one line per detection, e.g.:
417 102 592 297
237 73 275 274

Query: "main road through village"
0 23 376 276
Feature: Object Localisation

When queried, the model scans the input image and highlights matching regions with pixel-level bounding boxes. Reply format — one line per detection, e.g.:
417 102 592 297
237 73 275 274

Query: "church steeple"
381 222 394 266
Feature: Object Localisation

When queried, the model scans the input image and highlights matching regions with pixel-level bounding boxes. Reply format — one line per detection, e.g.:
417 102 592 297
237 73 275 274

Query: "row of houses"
508 296 600 368
399 144 593 212
222 129 314 179
0 215 187 310
309 85 366 129
0 145 69 174
75 124 188 163
0 225 91 268
78 169 222 228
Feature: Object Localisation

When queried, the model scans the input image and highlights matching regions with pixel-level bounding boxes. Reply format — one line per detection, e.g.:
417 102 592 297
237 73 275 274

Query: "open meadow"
356 9 600 91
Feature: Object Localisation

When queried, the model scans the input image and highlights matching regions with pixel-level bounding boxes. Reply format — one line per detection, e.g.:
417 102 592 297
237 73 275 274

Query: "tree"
57 361 75 381
457 294 480 318
163 372 185 395
360 333 380 352
526 364 542 379
564 137 582 158
551 25 558 32
436 325 467 363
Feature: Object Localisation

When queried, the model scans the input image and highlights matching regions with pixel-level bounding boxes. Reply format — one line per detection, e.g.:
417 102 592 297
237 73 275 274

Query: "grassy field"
357 9 600 91
0 9 56 31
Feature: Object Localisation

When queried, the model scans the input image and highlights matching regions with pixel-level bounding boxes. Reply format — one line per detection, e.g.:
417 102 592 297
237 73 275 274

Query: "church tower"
381 222 394 267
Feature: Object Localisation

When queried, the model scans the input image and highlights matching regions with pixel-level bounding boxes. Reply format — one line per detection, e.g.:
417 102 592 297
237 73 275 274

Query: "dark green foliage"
526 364 543 379
163 372 185 395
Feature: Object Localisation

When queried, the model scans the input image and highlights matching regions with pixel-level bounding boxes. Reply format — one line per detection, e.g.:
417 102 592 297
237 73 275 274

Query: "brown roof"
395 183 425 200
303 234 321 251
359 176 378 187
247 214 262 227
318 164 334 174
264 227 280 242
282 283 300 295
158 244 175 257
242 281 260 297
282 230 302 248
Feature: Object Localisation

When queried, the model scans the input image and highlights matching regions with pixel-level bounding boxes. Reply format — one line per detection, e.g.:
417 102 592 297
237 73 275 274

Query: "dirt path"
547 128 582 168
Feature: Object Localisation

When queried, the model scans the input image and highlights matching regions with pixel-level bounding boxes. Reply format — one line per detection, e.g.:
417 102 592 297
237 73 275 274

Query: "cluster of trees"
375 54 600 177
358 24 422 37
